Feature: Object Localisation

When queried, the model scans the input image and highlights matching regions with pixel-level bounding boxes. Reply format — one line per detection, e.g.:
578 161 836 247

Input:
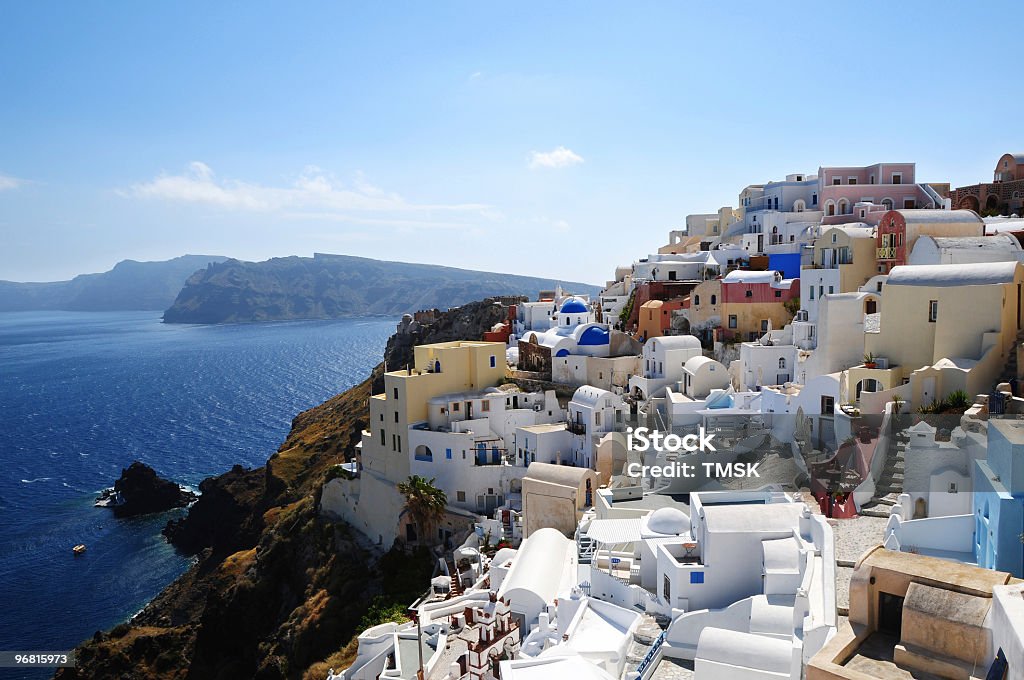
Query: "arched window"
881 198 893 210
710 294 717 305
794 199 805 213
745 290 753 298
826 200 836 216
838 198 849 215
778 358 786 369
694 294 700 306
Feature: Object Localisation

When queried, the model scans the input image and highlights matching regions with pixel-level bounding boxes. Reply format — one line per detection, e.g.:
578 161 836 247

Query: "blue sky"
1 1 1021 283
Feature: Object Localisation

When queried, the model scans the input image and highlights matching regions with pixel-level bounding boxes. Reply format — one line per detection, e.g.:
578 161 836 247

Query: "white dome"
647 507 689 535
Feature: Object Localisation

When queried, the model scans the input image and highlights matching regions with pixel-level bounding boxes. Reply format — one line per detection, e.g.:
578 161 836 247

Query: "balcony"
876 246 896 260
566 421 588 435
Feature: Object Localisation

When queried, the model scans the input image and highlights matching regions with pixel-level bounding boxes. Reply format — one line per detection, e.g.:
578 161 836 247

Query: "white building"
628 335 704 400
496 528 578 630
408 388 564 515
567 386 627 468
657 490 837 678
908 233 1024 265
630 245 748 283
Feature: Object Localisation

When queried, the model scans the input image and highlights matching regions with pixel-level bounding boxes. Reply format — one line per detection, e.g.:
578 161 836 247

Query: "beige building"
808 547 1021 679
321 340 506 547
683 279 722 333
854 261 1024 408
521 462 598 539
365 341 506 482
801 225 880 324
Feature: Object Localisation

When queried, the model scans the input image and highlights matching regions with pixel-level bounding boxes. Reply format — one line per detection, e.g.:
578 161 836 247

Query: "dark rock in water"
162 464 259 555
103 461 197 518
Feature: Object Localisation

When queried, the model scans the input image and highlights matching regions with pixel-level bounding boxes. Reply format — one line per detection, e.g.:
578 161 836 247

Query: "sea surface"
0 311 394 678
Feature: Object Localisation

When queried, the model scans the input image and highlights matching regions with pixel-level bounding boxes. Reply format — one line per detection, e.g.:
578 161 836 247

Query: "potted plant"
863 352 877 369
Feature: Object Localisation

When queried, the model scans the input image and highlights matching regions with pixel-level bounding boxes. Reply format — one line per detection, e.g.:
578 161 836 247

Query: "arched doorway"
855 378 881 401
958 195 980 212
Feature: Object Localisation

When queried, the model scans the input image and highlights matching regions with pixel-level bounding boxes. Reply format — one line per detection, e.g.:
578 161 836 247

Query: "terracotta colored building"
953 152 1024 216
874 208 984 273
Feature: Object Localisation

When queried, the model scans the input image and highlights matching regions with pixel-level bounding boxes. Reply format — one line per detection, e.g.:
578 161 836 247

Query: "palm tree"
397 475 447 546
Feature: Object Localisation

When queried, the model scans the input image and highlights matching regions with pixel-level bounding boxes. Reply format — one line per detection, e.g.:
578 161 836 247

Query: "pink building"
818 163 945 225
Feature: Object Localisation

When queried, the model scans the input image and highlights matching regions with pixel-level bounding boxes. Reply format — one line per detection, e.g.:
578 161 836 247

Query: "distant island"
162 253 600 324
0 254 227 312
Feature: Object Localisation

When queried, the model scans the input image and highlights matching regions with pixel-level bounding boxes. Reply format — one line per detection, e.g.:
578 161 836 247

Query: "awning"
584 518 644 544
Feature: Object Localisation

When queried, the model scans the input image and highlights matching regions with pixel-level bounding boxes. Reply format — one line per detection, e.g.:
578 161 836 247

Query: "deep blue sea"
0 312 394 678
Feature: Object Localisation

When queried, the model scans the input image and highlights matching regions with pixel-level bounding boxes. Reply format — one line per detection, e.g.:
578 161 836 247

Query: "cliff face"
56 299 505 680
0 255 227 312
162 253 598 324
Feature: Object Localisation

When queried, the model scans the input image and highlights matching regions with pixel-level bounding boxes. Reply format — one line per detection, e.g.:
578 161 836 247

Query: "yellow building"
364 341 507 483
853 261 1024 408
809 225 878 292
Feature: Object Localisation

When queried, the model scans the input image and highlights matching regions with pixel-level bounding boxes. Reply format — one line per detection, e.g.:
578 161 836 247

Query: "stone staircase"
859 429 908 518
997 331 1024 392
446 558 464 596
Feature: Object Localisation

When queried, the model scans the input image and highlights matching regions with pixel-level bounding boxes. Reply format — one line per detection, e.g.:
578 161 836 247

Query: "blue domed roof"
560 297 588 314
555 348 571 357
578 326 610 346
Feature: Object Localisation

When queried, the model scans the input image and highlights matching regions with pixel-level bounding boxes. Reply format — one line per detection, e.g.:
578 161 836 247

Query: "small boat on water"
73 544 87 556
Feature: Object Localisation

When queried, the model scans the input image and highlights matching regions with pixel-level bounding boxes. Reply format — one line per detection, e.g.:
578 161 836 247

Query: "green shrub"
946 390 971 409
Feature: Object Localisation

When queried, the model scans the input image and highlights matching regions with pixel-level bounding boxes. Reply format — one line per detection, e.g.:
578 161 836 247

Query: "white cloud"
0 174 23 191
528 146 584 170
532 216 571 232
123 163 492 228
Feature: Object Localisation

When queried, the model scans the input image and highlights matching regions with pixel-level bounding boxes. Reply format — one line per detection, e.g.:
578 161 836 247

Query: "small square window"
774 290 781 298
690 572 705 584
457 491 466 502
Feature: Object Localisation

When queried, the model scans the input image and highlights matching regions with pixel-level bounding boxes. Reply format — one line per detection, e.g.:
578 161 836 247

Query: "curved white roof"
523 462 593 487
695 628 792 673
497 528 574 613
896 209 983 225
571 385 613 407
646 506 690 535
927 235 1018 251
684 355 718 373
887 261 1019 287
650 335 702 351
824 224 875 239
722 270 781 284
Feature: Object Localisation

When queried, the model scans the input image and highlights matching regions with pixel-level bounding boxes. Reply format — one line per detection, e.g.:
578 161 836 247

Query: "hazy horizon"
2 1 1022 283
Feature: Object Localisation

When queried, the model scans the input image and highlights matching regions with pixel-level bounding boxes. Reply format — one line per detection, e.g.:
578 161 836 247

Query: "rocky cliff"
56 298 513 680
0 255 227 312
162 252 598 323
